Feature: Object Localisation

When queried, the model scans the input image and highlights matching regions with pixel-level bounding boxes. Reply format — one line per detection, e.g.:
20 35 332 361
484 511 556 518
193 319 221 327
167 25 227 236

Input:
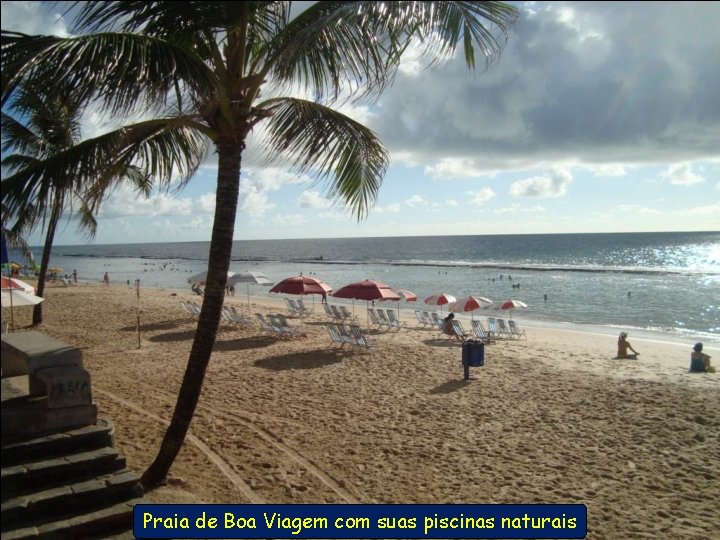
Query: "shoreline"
2 282 719 539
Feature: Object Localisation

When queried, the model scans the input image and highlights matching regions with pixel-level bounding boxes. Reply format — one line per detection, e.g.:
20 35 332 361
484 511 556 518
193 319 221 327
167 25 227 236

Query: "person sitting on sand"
690 343 714 373
616 332 639 359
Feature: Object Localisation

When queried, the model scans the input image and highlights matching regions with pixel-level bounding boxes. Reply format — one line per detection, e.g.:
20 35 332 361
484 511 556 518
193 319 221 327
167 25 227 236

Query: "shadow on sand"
428 379 472 395
254 349 348 371
119 318 188 333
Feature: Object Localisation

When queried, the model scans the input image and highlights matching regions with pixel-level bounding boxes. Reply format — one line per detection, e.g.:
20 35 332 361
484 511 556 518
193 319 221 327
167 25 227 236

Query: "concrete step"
2 446 126 496
1 497 151 540
1 418 115 466
2 468 143 531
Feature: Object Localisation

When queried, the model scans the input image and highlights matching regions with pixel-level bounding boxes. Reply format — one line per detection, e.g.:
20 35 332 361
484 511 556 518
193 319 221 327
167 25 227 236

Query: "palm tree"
2 78 207 324
2 1 518 488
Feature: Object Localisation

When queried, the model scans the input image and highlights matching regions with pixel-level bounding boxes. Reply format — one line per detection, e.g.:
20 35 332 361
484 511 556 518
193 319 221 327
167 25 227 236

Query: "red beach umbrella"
269 275 333 296
332 280 400 327
332 279 401 302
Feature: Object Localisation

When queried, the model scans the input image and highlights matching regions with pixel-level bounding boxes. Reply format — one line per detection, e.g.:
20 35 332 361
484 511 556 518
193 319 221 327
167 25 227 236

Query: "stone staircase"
1 398 147 539
1 331 148 539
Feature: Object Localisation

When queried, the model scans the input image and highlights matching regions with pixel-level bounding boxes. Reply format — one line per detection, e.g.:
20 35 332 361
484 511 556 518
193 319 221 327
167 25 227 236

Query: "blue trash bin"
462 340 485 367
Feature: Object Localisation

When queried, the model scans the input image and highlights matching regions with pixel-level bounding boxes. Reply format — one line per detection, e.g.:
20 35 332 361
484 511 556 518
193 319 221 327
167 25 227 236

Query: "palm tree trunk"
32 194 62 325
141 138 242 489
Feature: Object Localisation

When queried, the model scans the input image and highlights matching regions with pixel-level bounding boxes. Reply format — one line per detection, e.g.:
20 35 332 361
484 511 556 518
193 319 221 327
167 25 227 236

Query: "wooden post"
135 279 141 348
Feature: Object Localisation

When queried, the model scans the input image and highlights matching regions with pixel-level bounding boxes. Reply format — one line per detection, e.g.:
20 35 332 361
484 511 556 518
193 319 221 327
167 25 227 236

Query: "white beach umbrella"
1 288 44 332
424 293 456 316
447 295 494 320
497 299 528 311
187 271 235 286
226 271 273 309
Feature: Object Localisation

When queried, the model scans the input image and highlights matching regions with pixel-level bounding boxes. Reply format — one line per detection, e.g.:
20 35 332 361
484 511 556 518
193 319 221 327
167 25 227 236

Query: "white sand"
3 282 718 539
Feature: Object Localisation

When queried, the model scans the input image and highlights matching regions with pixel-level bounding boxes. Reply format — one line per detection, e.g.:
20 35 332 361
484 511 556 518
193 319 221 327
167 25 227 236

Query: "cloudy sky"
3 1 719 246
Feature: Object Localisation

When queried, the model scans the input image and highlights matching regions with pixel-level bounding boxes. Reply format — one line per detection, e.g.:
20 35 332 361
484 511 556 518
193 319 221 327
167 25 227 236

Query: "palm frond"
259 97 388 219
1 113 43 156
2 31 217 115
266 1 517 104
2 117 208 222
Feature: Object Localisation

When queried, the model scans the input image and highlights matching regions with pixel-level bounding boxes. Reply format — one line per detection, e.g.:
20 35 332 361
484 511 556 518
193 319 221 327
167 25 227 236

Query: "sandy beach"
3 282 718 539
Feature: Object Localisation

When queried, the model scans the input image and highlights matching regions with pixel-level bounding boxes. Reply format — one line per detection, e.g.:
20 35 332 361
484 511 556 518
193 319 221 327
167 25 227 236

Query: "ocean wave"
52 252 719 275
285 258 719 276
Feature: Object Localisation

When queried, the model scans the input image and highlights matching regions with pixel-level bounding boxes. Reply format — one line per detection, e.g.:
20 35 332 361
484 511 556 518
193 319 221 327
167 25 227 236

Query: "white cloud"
100 187 204 218
585 164 628 177
272 214 308 226
662 163 704 185
467 187 496 205
405 195 425 207
671 202 720 216
0 2 70 36
298 190 332 209
509 169 573 198
494 203 547 214
374 203 401 213
424 158 491 179
238 181 274 219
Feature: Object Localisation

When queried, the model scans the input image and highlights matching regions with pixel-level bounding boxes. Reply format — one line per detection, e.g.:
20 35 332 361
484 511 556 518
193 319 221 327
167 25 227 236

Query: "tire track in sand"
197 402 361 503
95 388 263 503
96 387 362 503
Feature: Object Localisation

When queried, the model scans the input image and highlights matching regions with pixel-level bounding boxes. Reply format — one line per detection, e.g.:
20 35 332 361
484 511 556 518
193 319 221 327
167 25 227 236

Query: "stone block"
2 332 82 397
37 367 93 409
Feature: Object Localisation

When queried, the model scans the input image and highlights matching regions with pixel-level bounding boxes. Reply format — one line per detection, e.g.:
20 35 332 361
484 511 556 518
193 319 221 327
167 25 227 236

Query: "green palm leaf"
260 97 388 219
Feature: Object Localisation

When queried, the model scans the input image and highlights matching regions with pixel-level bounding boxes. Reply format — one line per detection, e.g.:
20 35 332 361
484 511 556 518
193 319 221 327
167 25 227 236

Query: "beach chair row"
181 301 254 328
487 317 526 340
323 303 357 323
255 313 303 338
326 323 375 348
222 305 253 327
434 317 526 342
284 297 312 318
180 300 201 317
368 308 406 332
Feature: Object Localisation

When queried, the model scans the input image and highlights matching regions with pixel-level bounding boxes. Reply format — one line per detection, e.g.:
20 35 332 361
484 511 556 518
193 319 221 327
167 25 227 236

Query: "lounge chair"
367 308 383 328
414 310 431 328
330 305 346 321
471 320 496 344
430 313 446 334
284 297 298 316
450 319 469 341
497 319 517 340
508 320 527 340
376 308 390 328
223 306 252 327
269 314 302 338
296 299 313 317
285 297 311 318
384 309 406 332
339 305 357 323
323 303 338 320
326 323 346 346
350 325 375 348
486 317 511 340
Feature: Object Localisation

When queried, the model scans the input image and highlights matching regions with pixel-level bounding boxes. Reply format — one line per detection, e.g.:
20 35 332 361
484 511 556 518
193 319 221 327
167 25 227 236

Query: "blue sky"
2 1 719 246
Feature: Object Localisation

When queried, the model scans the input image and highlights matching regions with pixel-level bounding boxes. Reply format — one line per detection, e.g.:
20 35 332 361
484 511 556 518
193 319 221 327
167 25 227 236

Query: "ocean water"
14 231 720 343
